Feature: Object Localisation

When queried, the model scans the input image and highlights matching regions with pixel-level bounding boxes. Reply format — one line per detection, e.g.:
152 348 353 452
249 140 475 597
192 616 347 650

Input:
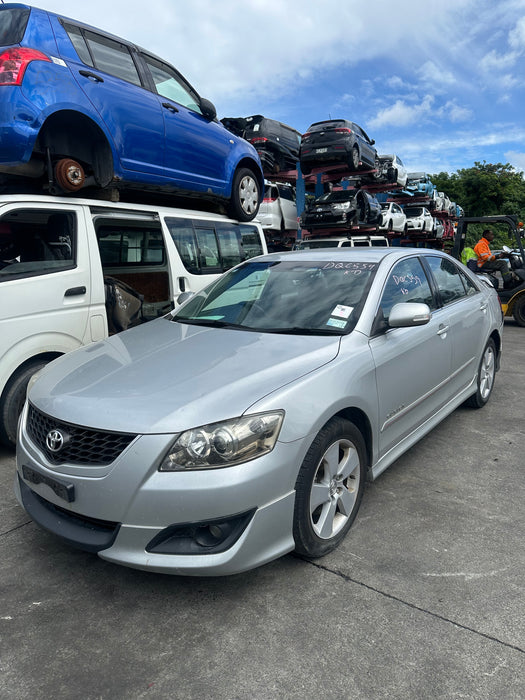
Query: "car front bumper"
15 404 304 576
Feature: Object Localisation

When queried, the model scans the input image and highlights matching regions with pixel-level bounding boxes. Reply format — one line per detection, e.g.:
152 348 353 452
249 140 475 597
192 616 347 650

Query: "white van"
294 235 389 250
0 194 266 447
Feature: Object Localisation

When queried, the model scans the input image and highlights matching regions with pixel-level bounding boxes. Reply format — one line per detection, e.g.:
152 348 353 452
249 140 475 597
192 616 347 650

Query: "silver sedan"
15 248 503 575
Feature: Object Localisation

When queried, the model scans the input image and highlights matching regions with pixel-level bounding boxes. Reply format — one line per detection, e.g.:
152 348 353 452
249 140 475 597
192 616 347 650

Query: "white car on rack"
379 202 407 233
404 206 434 234
257 182 299 233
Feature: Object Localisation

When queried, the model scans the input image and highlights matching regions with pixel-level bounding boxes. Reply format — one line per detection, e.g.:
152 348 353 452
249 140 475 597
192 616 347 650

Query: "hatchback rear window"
0 8 30 45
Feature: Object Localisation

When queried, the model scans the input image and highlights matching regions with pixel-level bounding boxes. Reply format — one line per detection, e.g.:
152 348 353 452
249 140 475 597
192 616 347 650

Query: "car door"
392 203 404 231
368 256 452 457
353 124 376 167
56 21 166 176
140 53 229 190
277 185 298 230
0 203 95 363
422 255 490 396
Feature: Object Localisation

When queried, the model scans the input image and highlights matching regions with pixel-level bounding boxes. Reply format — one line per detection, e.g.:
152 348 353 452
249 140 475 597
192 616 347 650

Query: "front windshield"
316 191 354 204
173 259 378 335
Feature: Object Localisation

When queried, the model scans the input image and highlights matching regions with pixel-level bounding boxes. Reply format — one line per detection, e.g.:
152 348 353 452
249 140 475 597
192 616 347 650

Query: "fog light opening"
195 522 233 548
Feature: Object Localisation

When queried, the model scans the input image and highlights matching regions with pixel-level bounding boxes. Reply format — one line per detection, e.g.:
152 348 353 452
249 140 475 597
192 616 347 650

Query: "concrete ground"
1 322 524 700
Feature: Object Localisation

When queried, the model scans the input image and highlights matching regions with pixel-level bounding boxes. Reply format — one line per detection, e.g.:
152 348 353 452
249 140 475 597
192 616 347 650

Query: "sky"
23 0 525 176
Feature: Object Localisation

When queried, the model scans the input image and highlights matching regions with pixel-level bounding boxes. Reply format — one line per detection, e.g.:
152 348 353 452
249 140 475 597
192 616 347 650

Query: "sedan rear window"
0 8 30 45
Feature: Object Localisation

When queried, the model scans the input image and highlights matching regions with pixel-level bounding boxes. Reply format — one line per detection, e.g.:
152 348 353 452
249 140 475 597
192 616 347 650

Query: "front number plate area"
22 465 75 503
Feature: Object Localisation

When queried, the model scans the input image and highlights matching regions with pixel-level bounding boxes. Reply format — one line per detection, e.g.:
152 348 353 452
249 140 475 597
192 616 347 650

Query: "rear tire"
350 146 360 171
465 338 496 408
0 360 49 448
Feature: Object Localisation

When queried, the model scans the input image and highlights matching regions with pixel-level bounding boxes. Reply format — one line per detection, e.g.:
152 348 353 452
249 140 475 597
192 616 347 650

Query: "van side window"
167 218 256 274
240 224 264 259
0 210 76 280
95 223 166 266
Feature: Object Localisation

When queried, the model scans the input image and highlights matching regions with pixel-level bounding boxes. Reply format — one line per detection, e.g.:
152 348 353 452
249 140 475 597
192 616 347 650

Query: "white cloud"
504 150 525 171
369 95 435 128
418 61 456 86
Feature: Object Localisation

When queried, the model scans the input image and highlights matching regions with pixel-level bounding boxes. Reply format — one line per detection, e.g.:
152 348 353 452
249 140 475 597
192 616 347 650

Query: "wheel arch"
1 351 62 400
38 110 115 187
330 406 373 473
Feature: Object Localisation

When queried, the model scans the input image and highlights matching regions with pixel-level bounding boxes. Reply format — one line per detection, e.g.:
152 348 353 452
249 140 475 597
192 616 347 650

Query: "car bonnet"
29 317 341 434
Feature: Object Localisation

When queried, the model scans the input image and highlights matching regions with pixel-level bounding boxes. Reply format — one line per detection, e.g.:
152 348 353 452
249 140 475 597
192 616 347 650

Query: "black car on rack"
299 119 377 175
221 115 301 173
300 189 381 230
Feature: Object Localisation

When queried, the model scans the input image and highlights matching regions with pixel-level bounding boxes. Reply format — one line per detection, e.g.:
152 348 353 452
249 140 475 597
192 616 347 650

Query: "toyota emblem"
46 429 65 453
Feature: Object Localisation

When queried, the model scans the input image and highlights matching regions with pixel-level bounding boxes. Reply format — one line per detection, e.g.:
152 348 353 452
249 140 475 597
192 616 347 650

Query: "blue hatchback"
0 4 263 220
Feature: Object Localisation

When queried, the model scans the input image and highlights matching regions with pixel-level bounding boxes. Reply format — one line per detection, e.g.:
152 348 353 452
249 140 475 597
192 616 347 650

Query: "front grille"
27 403 137 466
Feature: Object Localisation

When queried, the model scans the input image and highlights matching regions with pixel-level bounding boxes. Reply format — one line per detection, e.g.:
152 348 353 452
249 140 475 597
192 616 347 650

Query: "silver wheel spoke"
316 499 338 539
337 485 356 516
339 447 359 480
310 482 330 511
323 442 342 478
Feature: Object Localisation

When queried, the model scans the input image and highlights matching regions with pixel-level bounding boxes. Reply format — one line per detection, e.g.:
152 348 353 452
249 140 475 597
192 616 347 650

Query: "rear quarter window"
0 8 30 45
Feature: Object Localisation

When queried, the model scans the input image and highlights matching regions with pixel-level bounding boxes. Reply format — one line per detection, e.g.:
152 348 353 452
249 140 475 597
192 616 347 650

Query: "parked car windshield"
405 207 424 216
315 191 354 204
173 259 378 334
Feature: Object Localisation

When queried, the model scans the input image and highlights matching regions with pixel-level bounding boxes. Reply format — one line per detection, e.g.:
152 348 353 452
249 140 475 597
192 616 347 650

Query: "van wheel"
227 168 260 221
54 158 85 192
0 360 49 448
293 417 366 559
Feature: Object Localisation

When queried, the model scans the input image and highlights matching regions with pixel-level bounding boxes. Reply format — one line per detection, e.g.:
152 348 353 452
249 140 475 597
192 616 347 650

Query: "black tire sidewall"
293 417 366 559
512 294 525 326
0 360 48 447
227 168 260 222
465 338 496 409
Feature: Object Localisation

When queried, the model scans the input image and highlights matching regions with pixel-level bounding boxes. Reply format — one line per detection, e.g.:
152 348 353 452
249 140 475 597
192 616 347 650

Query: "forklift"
451 215 525 326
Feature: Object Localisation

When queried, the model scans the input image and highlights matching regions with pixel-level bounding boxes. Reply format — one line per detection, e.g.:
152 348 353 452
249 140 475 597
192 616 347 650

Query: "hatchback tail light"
334 128 352 134
263 196 277 202
0 48 51 86
250 137 269 144
302 132 311 139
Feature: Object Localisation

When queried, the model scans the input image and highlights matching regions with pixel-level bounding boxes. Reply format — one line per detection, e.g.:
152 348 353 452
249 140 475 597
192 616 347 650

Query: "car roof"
256 247 444 264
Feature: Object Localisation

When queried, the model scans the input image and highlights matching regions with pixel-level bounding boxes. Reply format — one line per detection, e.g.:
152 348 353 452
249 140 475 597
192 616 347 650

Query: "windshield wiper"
257 326 344 336
174 318 245 330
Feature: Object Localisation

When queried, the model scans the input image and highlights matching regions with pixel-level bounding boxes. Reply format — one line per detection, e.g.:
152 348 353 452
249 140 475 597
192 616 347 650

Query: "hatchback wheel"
350 146 360 171
293 417 366 559
465 338 496 408
228 168 260 221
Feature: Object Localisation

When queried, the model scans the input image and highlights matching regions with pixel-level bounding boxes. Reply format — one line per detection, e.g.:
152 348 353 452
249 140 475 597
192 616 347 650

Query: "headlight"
332 201 351 212
159 411 284 470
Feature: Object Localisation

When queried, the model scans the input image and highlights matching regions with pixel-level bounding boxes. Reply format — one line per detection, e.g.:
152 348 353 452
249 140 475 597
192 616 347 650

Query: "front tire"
465 338 496 408
512 294 525 326
293 417 366 559
0 360 49 448
227 168 260 221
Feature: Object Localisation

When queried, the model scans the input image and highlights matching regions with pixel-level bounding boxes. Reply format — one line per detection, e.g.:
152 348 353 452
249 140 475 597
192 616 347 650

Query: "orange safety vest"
473 237 495 267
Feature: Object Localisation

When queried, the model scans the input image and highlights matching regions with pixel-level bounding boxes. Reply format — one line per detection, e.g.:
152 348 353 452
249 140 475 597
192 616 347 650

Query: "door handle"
479 302 488 311
79 70 104 83
64 286 86 297
437 324 449 336
162 102 179 113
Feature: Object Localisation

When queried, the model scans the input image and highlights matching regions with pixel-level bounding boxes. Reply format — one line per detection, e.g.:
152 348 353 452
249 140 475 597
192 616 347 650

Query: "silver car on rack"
15 248 503 576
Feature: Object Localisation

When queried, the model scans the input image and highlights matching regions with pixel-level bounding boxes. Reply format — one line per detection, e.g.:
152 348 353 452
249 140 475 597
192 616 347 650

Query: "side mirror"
200 98 217 121
177 291 195 306
389 302 431 328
